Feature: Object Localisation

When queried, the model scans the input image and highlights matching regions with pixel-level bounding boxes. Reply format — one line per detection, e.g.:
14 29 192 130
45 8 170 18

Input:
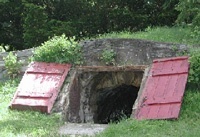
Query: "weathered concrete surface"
80 38 188 66
131 67 151 117
51 70 76 114
59 123 108 136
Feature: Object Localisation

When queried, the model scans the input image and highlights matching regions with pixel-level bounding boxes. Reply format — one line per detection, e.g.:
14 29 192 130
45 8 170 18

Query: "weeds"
3 52 22 79
100 47 116 65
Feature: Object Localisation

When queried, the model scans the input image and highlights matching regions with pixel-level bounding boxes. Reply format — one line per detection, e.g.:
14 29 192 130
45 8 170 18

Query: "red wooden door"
135 56 189 120
10 62 71 113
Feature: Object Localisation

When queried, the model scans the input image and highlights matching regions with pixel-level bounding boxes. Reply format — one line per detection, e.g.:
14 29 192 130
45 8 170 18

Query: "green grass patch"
95 26 200 45
97 90 200 137
0 79 63 137
1 79 200 137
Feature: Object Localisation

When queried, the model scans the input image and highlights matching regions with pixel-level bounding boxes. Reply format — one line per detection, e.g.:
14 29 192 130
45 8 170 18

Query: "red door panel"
135 56 189 120
10 62 71 113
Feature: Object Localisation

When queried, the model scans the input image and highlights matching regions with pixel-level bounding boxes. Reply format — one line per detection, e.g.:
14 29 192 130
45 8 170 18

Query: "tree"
23 2 48 48
0 0 24 50
0 0 180 50
176 0 200 41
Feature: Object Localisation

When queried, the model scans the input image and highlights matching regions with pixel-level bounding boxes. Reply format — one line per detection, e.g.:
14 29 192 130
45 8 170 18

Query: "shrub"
32 34 82 64
3 52 22 79
188 47 200 89
100 47 116 65
176 46 200 89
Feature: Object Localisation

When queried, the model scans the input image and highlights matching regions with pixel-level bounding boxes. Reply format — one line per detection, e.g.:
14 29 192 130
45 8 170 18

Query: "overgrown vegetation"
101 47 116 65
3 52 22 79
32 34 82 64
0 0 179 50
185 47 200 89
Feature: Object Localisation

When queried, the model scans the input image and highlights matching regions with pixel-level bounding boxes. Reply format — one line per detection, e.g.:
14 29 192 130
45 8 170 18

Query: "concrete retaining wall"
0 38 188 80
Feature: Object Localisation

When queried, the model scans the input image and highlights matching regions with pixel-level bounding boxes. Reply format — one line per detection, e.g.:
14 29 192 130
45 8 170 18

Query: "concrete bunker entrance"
67 66 147 124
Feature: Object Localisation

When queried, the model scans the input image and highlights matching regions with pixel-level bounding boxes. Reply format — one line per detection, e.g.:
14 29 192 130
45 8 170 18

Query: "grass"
1 79 200 137
0 79 63 137
97 90 200 137
95 26 200 46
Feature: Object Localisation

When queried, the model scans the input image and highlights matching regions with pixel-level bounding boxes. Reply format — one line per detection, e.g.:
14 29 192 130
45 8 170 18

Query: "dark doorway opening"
66 66 147 123
96 84 139 124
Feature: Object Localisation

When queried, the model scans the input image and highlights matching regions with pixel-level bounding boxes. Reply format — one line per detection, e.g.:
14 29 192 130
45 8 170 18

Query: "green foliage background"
0 0 179 50
176 0 200 42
